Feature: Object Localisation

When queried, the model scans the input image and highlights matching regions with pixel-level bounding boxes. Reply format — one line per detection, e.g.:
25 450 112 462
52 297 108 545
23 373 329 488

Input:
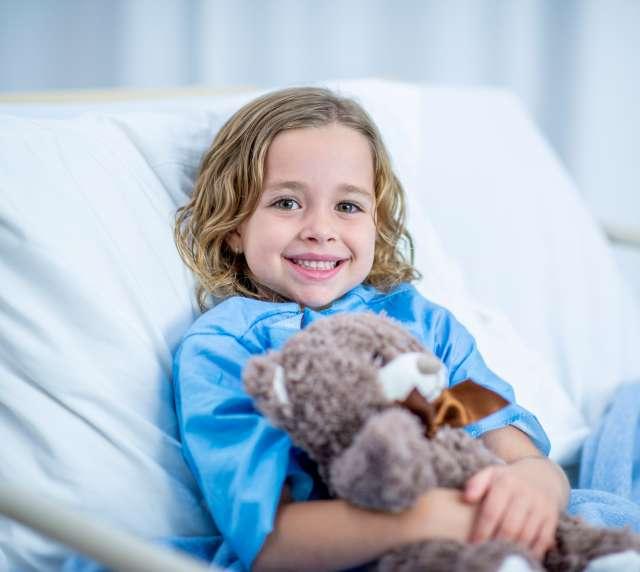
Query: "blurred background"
1 0 638 284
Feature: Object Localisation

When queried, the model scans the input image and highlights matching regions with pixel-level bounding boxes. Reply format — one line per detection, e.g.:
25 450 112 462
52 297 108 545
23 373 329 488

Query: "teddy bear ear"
243 351 293 426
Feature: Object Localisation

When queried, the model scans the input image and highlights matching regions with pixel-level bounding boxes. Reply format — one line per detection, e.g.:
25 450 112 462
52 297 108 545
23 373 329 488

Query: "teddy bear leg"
544 515 640 572
329 408 438 512
376 539 542 572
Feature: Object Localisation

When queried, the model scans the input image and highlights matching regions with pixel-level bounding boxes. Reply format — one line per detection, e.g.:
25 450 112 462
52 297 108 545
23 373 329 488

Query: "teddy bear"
243 312 640 572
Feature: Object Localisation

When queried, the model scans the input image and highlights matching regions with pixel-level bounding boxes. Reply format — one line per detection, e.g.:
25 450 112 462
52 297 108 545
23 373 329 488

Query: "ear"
225 229 243 254
243 351 293 426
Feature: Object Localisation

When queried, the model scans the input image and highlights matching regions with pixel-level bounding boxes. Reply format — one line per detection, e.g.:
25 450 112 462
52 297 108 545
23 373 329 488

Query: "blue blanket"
568 381 640 531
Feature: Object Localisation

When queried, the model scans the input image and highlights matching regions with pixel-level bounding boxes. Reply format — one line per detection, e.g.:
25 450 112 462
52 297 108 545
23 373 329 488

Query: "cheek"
359 223 377 258
242 225 292 274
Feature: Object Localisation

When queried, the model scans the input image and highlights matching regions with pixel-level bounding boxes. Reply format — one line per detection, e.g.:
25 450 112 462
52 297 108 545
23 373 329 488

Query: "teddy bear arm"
329 408 439 512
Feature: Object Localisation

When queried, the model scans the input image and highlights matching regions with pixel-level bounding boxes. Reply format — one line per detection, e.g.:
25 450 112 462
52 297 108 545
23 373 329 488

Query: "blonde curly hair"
175 86 419 310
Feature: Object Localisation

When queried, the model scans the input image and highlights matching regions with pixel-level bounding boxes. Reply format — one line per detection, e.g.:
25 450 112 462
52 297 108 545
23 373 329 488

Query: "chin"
295 289 344 310
297 298 331 310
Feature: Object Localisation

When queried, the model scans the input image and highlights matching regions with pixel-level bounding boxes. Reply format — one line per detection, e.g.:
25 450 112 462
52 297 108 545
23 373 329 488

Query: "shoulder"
356 281 416 306
183 295 300 340
366 282 452 321
364 283 470 352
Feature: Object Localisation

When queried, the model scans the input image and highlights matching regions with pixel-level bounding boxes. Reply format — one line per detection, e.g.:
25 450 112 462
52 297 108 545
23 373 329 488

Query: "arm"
253 487 479 572
464 426 570 559
419 301 563 557
174 330 313 569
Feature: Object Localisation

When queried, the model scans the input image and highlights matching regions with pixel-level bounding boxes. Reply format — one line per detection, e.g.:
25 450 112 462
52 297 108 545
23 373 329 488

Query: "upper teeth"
294 259 338 270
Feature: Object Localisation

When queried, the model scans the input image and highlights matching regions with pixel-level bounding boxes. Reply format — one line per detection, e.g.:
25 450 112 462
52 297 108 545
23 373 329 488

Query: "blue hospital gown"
173 282 550 570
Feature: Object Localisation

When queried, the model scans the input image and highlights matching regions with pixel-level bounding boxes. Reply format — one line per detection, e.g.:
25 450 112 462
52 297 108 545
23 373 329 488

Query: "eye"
336 201 362 214
272 198 301 210
372 351 385 367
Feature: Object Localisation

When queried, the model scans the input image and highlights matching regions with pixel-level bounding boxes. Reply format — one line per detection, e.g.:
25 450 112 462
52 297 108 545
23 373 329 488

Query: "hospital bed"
1 79 640 571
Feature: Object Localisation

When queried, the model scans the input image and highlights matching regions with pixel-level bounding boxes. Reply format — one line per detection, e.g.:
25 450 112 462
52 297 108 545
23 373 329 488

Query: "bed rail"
603 223 640 250
0 85 250 103
0 483 211 572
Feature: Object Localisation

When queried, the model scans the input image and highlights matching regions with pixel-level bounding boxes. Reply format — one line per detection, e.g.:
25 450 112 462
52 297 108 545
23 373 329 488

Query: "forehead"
263 124 374 189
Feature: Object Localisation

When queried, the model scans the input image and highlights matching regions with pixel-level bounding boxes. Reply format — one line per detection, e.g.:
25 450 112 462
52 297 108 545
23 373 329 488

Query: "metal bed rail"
0 483 211 572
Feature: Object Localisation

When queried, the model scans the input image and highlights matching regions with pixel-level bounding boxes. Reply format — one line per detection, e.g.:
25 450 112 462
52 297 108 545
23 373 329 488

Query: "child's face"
228 123 376 309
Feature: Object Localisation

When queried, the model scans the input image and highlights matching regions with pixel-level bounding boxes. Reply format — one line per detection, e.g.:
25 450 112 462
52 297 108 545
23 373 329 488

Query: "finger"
530 518 557 560
495 497 530 544
470 485 510 542
513 511 541 552
464 467 496 503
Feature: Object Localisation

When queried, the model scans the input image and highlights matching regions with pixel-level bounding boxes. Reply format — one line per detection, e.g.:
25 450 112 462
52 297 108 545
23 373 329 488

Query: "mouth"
284 256 348 279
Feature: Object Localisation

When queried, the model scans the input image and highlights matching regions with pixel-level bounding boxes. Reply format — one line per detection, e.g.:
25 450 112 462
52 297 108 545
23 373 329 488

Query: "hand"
409 488 478 543
464 463 558 559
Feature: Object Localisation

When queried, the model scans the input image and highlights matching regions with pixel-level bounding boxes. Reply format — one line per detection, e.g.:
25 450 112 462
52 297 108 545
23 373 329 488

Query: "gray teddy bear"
243 312 640 571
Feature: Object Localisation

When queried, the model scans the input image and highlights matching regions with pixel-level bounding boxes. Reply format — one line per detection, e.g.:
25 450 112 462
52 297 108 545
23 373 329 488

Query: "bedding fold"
568 380 640 531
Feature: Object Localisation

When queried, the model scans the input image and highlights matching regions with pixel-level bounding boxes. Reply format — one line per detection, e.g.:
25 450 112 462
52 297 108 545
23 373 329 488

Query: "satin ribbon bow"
398 379 509 438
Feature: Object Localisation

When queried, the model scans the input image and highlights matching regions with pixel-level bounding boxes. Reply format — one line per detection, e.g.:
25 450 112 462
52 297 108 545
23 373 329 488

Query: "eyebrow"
263 181 373 199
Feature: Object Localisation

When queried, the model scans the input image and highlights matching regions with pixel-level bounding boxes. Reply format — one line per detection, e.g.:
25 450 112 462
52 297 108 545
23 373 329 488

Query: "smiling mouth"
287 258 344 270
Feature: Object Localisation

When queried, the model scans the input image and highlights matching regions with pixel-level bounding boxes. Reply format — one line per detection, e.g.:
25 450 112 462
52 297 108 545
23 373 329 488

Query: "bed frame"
0 85 638 571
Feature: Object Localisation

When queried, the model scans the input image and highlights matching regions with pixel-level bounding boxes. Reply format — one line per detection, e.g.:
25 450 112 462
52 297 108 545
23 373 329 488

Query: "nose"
299 209 337 243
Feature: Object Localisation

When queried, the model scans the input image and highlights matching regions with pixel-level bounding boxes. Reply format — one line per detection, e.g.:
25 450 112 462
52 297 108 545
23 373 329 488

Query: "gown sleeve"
173 331 314 570
430 305 551 455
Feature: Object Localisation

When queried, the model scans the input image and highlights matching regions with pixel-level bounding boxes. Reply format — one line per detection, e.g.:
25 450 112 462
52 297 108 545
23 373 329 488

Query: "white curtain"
1 0 638 231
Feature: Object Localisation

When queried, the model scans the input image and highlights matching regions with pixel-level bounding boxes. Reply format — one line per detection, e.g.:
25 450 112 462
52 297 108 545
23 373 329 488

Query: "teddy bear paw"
330 407 438 511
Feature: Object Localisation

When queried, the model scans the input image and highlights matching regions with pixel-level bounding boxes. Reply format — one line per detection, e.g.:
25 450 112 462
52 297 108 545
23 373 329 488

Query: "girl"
173 87 569 572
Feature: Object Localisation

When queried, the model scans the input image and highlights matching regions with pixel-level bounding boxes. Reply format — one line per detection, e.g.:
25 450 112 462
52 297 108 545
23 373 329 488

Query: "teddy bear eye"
372 352 385 367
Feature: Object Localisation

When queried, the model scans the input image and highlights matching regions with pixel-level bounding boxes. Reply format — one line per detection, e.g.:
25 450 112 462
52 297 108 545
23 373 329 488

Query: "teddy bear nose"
417 354 442 375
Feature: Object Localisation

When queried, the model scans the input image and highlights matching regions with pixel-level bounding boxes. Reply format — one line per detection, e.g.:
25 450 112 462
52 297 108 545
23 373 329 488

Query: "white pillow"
406 206 589 464
411 85 640 428
0 115 217 570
